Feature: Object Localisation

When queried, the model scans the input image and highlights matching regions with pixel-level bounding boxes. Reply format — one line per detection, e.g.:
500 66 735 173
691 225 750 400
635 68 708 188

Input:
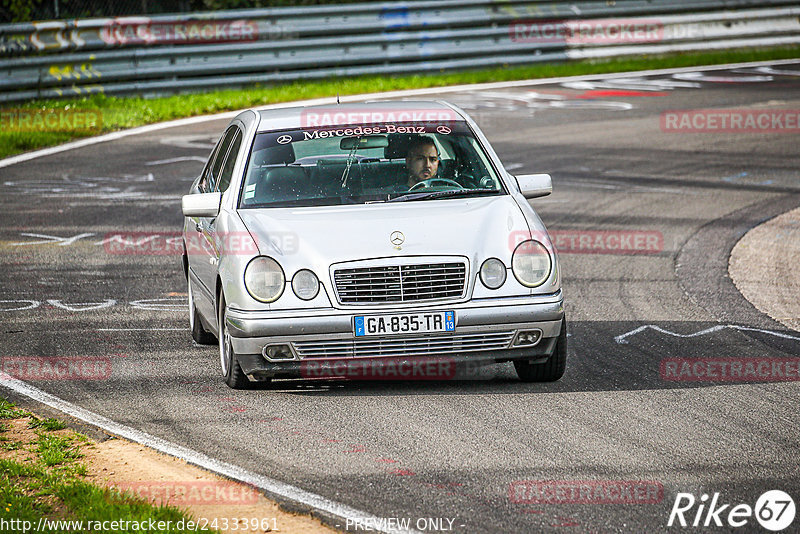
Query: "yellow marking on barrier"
48 64 74 81
493 0 519 17
48 61 101 82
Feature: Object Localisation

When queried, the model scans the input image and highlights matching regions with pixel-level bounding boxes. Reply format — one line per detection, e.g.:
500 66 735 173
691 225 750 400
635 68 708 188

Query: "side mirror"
515 173 552 199
182 192 221 217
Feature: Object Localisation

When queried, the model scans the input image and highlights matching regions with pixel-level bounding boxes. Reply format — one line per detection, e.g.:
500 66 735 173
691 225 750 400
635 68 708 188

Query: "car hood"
238 196 534 269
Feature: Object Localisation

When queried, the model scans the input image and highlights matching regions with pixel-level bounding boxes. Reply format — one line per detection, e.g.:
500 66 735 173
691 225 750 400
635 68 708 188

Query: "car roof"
254 100 466 132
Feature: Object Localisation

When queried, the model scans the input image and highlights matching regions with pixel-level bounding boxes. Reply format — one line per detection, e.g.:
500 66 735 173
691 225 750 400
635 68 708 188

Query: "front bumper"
226 291 564 379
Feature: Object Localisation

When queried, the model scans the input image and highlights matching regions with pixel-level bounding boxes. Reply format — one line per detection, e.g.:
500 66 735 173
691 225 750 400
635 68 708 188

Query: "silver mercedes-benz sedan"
181 101 566 388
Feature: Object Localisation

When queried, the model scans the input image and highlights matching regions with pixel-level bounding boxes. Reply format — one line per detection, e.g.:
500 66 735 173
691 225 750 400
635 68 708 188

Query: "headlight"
512 240 551 287
292 269 319 300
244 256 285 302
480 258 506 289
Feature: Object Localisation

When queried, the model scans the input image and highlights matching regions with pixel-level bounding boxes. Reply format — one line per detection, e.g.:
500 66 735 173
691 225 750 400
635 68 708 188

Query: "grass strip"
0 400 29 420
0 398 219 533
28 417 67 432
1 45 798 160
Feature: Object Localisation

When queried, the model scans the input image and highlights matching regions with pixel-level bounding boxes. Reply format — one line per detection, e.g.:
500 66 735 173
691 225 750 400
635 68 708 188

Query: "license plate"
354 311 455 337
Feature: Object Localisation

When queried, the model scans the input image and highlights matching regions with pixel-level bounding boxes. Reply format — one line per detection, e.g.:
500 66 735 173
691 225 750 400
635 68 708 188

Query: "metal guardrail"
1 0 799 102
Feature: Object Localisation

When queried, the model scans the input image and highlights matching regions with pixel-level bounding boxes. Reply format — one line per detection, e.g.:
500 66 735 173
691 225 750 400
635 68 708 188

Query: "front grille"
293 331 515 359
333 262 466 304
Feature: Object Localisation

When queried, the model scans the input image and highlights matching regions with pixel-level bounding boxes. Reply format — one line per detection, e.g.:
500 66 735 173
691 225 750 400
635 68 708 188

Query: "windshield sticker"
302 124 429 140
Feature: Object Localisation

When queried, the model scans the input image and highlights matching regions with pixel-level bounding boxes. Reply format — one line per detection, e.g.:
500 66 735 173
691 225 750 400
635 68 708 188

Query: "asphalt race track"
1 61 799 533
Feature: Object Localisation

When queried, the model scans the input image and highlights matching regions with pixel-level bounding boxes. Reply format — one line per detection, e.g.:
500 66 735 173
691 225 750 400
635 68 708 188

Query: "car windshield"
239 122 505 208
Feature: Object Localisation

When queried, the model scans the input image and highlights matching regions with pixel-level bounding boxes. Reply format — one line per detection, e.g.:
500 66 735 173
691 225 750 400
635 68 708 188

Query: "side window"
197 140 222 193
201 127 237 193
216 129 243 193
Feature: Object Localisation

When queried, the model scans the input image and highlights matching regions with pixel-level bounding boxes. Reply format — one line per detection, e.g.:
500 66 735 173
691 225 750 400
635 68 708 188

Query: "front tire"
218 293 252 389
189 277 216 345
514 318 567 382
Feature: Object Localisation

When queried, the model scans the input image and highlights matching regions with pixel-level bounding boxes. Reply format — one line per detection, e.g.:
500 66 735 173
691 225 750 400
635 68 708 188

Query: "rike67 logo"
668 490 795 531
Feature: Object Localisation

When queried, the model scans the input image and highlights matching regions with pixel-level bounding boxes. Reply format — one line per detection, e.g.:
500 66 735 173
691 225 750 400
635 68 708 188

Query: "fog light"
513 330 542 346
263 344 294 361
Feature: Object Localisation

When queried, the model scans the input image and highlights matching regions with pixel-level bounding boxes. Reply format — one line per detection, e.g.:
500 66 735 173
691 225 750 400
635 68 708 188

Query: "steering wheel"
478 175 495 188
409 178 462 191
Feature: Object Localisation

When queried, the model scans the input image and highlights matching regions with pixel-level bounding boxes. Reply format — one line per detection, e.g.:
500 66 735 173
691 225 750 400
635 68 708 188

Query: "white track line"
1 58 798 171
0 375 421 534
615 324 800 344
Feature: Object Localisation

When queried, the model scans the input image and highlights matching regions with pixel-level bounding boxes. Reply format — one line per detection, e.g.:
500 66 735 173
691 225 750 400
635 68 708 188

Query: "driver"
405 136 440 188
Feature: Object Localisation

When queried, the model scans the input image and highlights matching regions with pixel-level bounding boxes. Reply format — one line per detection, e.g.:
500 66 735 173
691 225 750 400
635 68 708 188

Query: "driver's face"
406 144 439 186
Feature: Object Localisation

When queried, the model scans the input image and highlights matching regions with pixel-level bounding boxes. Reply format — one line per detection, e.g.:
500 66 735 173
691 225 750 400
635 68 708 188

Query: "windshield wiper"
387 188 499 203
340 138 360 188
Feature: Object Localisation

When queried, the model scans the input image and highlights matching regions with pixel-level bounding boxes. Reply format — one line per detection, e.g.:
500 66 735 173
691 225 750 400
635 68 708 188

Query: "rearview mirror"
182 192 221 217
340 135 389 150
515 173 552 199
